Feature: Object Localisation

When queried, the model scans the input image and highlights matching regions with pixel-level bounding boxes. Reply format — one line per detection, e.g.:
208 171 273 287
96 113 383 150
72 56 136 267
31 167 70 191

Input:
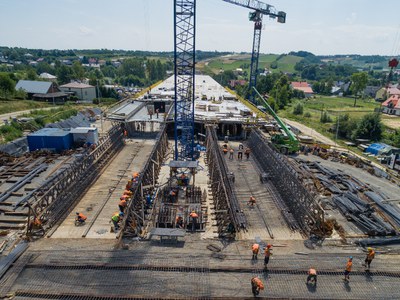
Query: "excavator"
253 87 299 154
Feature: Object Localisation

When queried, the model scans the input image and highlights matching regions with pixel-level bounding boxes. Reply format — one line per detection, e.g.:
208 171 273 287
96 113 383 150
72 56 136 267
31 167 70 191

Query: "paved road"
0 106 55 126
283 118 336 145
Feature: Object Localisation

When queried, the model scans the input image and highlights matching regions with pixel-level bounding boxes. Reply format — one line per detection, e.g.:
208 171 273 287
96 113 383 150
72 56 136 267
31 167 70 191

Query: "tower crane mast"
173 0 196 161
222 0 286 103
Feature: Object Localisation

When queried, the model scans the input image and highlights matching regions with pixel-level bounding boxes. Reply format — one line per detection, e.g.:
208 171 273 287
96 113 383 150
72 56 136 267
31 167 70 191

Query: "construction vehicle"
253 87 299 154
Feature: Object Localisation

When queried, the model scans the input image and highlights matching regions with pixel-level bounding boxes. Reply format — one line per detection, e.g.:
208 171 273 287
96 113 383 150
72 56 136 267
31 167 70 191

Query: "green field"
203 54 301 75
278 96 381 140
0 100 52 115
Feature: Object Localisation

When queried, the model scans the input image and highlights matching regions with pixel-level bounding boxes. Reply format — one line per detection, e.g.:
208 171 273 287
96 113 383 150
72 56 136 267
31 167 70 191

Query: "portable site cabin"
27 128 72 152
70 127 99 146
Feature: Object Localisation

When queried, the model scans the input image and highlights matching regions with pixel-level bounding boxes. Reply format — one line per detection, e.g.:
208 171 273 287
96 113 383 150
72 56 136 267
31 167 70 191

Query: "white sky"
0 0 400 55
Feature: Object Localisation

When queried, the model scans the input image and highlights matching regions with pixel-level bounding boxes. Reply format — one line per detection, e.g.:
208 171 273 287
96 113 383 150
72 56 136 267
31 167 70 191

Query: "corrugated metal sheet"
27 128 72 152
15 80 52 94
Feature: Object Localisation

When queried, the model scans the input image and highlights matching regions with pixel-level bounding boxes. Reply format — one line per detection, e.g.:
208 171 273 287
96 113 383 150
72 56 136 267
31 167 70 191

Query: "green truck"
253 87 299 154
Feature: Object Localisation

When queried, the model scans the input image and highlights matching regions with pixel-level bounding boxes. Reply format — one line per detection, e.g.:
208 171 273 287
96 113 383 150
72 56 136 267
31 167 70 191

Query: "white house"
59 82 96 102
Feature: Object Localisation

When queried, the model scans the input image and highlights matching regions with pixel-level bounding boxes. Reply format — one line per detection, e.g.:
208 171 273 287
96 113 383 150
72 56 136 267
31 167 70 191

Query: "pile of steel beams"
205 126 246 236
248 129 323 236
298 160 399 236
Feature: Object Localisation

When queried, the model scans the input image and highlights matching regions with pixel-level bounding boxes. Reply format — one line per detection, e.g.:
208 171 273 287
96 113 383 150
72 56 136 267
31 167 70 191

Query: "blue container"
28 128 72 152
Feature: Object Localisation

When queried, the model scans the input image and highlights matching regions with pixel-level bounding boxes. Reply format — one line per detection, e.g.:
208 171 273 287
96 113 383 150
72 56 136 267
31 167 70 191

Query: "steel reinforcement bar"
118 125 169 240
26 126 124 236
205 126 246 236
248 129 324 236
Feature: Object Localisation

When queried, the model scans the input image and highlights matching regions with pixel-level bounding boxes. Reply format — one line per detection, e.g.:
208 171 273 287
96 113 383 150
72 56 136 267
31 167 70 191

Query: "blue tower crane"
174 0 196 161
222 0 286 103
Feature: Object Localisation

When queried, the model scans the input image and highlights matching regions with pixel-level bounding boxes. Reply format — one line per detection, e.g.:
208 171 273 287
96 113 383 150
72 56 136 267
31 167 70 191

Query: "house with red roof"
382 94 400 116
290 81 314 98
375 84 400 101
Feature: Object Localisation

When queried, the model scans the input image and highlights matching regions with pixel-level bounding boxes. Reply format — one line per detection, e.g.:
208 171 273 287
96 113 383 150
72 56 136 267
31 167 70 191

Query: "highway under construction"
1 0 400 298
1 73 400 299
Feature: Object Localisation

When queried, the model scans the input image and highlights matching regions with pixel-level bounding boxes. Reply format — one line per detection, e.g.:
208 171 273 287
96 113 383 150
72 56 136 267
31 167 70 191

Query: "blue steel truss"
174 0 196 161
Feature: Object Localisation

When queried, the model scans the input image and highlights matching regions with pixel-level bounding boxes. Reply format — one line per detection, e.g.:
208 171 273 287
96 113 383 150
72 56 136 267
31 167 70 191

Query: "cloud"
79 26 94 36
346 12 357 25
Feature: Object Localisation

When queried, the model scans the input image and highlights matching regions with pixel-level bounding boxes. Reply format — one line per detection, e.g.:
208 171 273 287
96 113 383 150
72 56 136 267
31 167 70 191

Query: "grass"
0 99 52 115
202 54 302 75
0 104 81 144
278 96 381 142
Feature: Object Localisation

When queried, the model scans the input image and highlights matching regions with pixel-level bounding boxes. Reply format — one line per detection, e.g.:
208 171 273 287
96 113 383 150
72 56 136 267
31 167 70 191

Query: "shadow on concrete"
149 240 185 248
343 280 352 292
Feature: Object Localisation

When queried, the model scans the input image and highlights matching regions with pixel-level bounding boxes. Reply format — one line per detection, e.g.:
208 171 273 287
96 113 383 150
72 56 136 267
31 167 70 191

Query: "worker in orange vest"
189 210 198 232
123 189 132 197
119 198 127 213
175 215 184 229
248 196 256 206
252 243 260 260
75 212 87 224
264 244 272 269
306 268 317 286
251 276 264 296
343 256 353 282
363 247 375 270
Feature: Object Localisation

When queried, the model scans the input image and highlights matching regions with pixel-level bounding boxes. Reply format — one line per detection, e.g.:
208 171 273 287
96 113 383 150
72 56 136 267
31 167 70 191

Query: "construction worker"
189 210 198 232
123 189 132 197
176 215 184 229
229 148 234 160
343 256 353 282
245 147 251 159
264 244 272 269
237 148 243 160
180 173 188 186
306 268 317 286
169 189 177 202
126 179 133 190
132 172 139 183
248 196 256 206
251 276 264 296
75 212 87 224
252 243 260 260
111 212 122 231
119 198 127 212
363 247 375 270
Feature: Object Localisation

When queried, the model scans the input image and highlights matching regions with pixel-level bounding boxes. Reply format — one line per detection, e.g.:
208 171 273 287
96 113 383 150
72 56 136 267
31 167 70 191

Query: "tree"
0 73 15 99
57 65 73 84
352 113 382 141
72 61 86 80
293 102 304 115
26 68 37 80
333 114 358 140
350 72 368 107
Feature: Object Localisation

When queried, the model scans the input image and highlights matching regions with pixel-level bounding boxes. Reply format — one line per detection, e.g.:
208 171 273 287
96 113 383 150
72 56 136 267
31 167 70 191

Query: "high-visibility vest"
367 251 375 260
78 213 87 220
111 215 119 222
252 244 260 253
252 277 264 290
190 212 198 218
119 200 127 207
346 261 352 272
265 248 272 257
